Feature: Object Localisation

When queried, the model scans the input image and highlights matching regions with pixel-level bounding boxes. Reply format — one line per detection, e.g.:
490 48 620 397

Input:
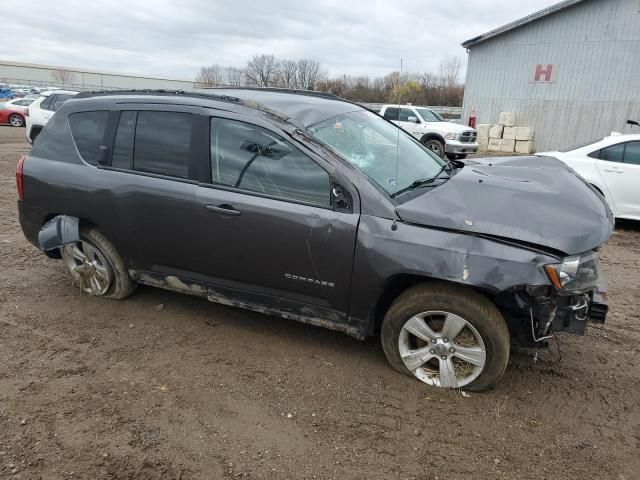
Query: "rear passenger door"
194 115 359 318
104 106 204 273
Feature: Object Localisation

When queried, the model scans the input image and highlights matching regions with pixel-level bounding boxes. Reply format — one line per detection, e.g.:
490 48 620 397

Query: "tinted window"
40 95 54 111
52 94 75 111
210 118 330 206
68 111 109 165
399 108 415 122
383 107 399 121
624 142 640 165
587 150 601 159
133 111 192 178
600 143 625 163
112 111 136 169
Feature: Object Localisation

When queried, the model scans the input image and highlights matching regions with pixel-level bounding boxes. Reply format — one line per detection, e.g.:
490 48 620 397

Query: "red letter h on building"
535 64 553 82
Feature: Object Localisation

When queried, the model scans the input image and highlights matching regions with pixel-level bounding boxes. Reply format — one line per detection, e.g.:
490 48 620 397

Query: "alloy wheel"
397 310 486 388
61 241 112 295
9 114 23 127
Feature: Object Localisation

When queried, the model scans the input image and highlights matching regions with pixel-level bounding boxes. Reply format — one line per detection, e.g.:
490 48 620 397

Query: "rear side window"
68 111 109 165
210 118 330 206
383 107 399 121
40 95 54 111
51 94 75 111
112 111 193 178
600 143 625 163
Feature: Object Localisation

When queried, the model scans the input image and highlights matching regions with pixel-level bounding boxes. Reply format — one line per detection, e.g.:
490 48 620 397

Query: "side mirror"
332 184 352 212
407 116 420 123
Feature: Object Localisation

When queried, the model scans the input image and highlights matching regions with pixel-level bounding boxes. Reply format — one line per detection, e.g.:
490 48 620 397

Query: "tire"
60 226 137 300
9 114 24 127
422 138 445 158
381 282 510 392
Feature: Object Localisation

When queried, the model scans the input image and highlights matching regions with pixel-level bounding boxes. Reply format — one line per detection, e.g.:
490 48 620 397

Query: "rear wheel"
60 227 136 299
9 114 24 127
381 282 510 392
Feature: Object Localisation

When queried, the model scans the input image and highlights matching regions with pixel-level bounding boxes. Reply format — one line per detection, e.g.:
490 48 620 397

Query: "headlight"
544 251 600 293
444 132 459 140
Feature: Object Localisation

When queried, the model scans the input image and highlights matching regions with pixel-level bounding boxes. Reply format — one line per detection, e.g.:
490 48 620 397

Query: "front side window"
309 110 444 197
398 108 415 122
68 111 109 165
600 143 625 163
623 142 640 165
133 111 192 178
415 108 444 122
210 118 330 206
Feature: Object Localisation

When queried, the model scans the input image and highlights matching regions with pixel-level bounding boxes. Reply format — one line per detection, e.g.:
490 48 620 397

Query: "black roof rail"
74 89 242 103
203 86 342 101
73 88 298 125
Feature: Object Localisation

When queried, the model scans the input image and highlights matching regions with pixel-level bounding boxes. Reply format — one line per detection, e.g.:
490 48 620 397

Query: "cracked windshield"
309 110 444 196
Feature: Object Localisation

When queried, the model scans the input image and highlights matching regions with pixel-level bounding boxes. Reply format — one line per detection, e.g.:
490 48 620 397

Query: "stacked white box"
515 127 534 141
500 139 516 153
499 112 515 127
488 138 502 152
515 140 534 154
503 127 516 140
489 124 504 139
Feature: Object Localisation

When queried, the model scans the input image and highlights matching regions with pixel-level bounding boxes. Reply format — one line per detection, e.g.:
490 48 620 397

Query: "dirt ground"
1 126 639 480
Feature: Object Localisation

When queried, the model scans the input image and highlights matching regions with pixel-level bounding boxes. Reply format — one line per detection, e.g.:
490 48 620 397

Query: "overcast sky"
3 0 559 81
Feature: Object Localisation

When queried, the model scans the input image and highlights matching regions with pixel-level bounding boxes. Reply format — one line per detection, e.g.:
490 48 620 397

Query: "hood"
426 121 475 133
396 156 613 256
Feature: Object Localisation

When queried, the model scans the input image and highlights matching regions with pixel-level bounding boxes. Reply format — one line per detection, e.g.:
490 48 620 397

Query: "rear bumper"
18 200 44 248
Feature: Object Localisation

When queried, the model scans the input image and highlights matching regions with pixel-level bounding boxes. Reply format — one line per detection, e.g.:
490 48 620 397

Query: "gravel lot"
1 126 639 479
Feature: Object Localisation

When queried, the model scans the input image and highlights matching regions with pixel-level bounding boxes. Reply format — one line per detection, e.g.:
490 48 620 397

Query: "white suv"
26 90 78 143
379 104 478 159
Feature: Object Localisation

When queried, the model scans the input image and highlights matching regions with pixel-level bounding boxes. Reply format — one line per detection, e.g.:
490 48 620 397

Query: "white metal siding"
462 0 640 151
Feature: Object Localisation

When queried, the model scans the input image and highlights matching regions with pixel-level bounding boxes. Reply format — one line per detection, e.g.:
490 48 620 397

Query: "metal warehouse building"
461 0 640 152
0 61 194 92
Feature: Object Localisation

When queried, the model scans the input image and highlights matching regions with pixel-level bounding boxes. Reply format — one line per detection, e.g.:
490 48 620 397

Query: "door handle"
603 169 623 173
205 204 241 216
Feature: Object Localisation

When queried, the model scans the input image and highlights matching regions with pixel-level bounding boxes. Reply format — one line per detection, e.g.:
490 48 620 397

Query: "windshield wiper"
390 161 454 198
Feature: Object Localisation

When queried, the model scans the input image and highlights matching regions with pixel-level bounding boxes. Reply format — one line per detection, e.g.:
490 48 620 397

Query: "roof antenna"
391 58 402 232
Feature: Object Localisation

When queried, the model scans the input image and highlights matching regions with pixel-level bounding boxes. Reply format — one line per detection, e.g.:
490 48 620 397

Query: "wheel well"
370 274 495 335
419 133 445 145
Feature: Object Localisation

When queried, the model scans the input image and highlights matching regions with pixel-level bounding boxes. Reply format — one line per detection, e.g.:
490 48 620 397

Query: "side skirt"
130 270 365 340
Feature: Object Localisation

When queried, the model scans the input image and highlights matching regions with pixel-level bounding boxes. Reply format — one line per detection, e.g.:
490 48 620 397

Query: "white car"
537 134 640 221
379 104 478 159
25 90 78 143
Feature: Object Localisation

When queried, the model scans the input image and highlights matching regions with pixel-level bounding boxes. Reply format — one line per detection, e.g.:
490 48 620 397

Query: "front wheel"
381 282 510 392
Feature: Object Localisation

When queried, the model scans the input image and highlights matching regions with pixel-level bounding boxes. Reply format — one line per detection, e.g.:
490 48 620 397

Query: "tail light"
16 155 25 199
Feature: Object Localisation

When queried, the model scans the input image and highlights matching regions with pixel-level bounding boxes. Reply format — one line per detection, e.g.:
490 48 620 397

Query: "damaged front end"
497 250 608 347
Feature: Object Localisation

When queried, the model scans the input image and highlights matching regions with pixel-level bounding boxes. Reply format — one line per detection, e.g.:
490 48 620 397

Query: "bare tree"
276 59 299 89
195 65 225 87
245 54 278 87
224 67 245 86
296 59 325 90
51 69 75 85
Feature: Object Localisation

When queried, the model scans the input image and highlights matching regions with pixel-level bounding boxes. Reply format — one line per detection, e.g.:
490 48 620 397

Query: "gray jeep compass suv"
17 88 613 391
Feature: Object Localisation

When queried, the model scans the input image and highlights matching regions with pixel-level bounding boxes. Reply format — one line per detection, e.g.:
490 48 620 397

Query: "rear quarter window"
68 111 109 165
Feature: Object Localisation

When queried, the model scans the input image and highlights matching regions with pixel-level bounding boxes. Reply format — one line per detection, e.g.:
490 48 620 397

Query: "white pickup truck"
379 104 478 159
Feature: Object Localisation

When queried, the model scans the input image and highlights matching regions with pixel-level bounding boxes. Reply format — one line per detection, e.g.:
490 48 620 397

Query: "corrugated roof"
462 0 588 48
